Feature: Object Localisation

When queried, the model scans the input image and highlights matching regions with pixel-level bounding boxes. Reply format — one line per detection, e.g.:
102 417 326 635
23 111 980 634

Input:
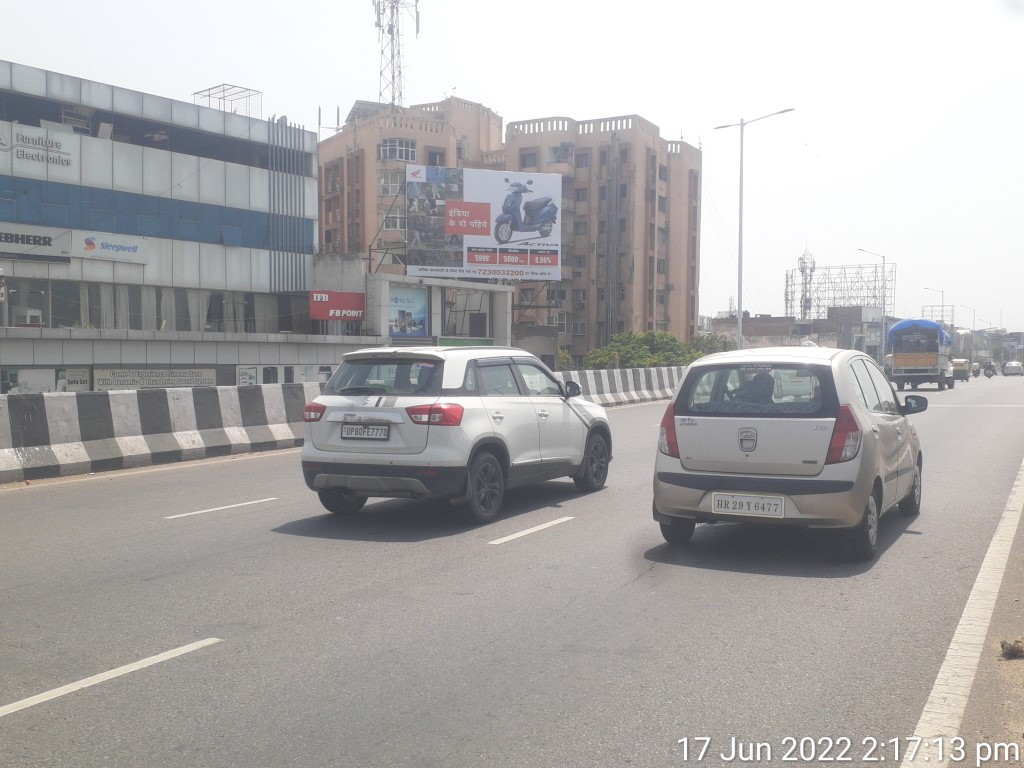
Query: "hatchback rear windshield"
324 358 444 396
677 363 837 417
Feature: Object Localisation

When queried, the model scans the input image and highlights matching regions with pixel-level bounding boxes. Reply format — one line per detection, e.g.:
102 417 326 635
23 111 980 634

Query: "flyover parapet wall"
0 367 684 483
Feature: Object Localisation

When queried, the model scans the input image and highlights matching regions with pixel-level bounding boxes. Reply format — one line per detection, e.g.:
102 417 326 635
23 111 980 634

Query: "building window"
599 149 608 166
573 289 587 303
620 147 629 164
598 288 606 301
378 170 403 196
575 255 586 268
657 290 666 305
658 195 667 213
377 138 416 162
620 183 628 198
575 152 590 168
520 287 535 302
657 259 667 275
519 150 538 168
659 164 668 181
575 188 589 202
427 150 445 166
379 212 407 231
572 322 587 335
599 186 607 202
573 221 588 235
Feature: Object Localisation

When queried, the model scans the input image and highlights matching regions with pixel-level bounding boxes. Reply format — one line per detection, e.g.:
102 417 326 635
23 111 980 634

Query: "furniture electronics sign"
405 166 561 280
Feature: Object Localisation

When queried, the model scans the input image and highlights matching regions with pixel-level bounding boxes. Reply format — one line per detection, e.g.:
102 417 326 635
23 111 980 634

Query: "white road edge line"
900 456 1024 767
489 516 575 545
0 638 223 719
165 498 278 519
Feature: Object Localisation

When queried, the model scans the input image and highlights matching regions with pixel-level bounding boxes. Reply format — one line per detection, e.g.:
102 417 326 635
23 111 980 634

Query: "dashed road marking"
0 638 223 719
165 497 278 519
489 516 575 545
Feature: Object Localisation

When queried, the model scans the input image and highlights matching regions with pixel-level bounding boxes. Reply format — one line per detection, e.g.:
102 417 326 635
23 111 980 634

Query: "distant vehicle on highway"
652 346 928 560
952 358 971 382
1004 361 1023 377
301 346 612 523
888 318 954 390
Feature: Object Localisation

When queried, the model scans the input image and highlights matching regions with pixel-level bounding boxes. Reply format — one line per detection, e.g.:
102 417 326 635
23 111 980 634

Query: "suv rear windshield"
324 358 444 396
677 364 836 417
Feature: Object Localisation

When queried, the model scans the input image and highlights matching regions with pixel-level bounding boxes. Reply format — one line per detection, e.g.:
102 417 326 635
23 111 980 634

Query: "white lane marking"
165 498 278 519
0 638 223 719
900 456 1024 767
489 516 575 545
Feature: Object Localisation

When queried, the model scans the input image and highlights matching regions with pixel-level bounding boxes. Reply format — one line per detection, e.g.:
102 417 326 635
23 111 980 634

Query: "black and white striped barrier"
0 383 321 484
0 367 684 484
556 366 684 407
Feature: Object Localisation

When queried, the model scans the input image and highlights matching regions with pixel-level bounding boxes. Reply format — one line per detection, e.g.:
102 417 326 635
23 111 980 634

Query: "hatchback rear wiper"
333 386 388 395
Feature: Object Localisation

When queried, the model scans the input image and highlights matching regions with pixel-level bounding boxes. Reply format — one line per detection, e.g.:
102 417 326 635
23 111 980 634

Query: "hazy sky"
6 0 1023 331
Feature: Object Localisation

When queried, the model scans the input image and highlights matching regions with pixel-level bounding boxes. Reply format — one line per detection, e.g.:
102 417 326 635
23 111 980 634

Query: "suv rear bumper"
302 461 467 499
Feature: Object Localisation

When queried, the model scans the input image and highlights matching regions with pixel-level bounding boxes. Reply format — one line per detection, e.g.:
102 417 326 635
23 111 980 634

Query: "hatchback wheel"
574 432 609 492
660 517 696 546
464 452 505 523
848 493 880 561
318 489 368 516
900 461 922 516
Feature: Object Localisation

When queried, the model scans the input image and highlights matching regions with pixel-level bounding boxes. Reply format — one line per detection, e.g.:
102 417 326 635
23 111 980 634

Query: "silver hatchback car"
652 346 928 560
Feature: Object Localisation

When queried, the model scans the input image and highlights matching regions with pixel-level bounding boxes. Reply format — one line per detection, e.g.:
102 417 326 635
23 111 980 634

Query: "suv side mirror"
564 380 582 398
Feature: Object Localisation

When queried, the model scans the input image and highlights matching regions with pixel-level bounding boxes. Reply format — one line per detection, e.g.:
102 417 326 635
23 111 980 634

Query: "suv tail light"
303 402 326 422
825 404 862 464
406 403 464 426
658 402 680 457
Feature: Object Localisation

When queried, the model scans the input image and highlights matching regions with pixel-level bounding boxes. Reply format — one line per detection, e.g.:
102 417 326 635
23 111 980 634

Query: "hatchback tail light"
825 404 862 464
406 403 464 426
303 402 326 422
658 402 680 457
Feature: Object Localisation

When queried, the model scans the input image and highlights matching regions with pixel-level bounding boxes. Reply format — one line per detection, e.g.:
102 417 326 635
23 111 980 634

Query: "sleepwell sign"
405 166 561 281
69 232 149 264
309 290 366 321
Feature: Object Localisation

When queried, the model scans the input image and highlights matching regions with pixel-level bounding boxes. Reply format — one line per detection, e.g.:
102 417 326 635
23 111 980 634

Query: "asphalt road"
2 376 1023 768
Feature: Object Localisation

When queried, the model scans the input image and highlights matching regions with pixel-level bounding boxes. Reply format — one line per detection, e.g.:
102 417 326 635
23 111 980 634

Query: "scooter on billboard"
493 178 558 244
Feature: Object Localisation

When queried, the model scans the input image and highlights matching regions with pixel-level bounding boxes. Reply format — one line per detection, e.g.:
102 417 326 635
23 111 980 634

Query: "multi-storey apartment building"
0 59 337 392
503 115 701 364
317 98 701 366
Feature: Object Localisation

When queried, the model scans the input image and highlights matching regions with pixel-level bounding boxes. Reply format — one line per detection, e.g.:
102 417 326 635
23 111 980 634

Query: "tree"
556 346 574 372
582 330 733 369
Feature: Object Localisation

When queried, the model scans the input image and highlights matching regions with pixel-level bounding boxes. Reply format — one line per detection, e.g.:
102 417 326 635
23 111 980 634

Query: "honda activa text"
493 178 558 244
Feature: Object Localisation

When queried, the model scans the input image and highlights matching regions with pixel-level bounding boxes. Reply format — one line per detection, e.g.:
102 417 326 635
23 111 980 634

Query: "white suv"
301 346 612 523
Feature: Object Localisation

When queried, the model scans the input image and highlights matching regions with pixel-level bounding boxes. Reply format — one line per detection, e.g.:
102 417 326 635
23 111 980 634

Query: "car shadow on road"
644 510 920 577
272 481 588 543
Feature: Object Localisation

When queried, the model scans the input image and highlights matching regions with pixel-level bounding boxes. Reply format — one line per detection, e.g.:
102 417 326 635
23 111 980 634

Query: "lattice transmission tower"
784 249 896 320
374 0 420 107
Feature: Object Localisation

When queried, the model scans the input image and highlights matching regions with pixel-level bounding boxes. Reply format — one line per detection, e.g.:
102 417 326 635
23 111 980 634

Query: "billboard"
389 285 429 337
405 166 561 280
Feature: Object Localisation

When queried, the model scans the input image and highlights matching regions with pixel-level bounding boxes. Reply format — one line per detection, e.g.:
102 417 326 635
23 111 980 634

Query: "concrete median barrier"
0 367 683 483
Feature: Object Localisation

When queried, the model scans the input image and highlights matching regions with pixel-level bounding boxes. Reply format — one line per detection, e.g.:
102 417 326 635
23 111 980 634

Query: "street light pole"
858 248 887 363
960 305 976 362
715 107 795 349
924 286 945 325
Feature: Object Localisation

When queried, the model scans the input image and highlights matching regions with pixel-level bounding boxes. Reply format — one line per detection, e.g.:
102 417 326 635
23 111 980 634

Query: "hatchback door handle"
870 425 880 434
492 412 504 423
537 409 550 419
